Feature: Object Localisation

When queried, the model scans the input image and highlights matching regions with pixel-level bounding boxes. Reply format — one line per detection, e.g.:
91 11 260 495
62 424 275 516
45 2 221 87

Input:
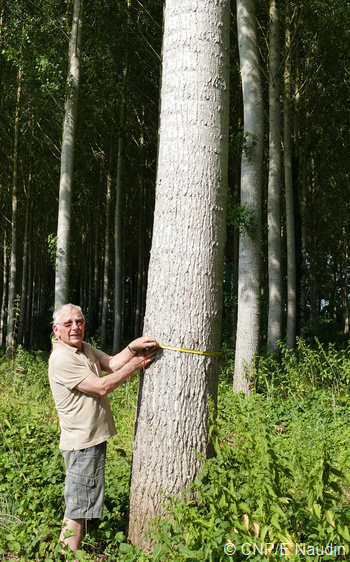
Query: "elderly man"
48 303 157 556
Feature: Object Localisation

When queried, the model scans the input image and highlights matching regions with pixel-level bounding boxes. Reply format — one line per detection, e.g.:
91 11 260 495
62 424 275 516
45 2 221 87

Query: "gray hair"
53 304 85 325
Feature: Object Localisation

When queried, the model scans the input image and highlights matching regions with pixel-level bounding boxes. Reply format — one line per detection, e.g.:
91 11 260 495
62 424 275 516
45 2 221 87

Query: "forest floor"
1 341 350 561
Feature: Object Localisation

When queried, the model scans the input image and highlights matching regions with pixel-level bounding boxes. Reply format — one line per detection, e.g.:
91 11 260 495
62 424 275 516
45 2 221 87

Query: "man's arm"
99 335 157 373
75 347 157 397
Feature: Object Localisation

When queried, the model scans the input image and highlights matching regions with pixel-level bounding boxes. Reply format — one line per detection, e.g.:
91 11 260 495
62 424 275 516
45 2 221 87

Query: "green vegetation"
1 340 350 561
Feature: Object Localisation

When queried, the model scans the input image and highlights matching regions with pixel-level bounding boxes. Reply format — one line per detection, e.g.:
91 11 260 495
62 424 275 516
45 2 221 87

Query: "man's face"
52 306 85 349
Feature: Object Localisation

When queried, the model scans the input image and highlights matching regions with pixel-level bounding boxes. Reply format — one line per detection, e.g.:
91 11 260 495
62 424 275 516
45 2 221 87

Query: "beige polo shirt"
48 338 116 451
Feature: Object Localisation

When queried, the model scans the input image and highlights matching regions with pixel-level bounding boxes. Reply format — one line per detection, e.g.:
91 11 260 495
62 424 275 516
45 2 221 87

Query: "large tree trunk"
233 0 264 395
267 0 282 351
284 0 296 349
55 0 84 307
128 0 230 549
6 69 21 358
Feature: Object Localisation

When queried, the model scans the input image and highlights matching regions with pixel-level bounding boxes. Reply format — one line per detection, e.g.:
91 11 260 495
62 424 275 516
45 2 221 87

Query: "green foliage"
143 390 350 561
47 234 58 269
0 349 138 561
230 126 258 160
226 200 258 237
254 337 350 396
1 343 350 560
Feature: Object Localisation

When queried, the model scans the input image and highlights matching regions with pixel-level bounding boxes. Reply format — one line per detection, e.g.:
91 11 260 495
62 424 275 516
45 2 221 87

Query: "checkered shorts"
61 441 106 519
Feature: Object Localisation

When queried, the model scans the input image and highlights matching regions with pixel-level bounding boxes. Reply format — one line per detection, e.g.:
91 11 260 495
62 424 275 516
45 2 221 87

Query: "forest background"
0 0 349 351
1 0 350 561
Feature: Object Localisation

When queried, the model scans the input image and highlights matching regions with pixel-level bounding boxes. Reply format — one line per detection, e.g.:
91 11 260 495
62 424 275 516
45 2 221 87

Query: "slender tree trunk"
134 110 145 339
342 232 349 334
29 237 38 348
309 156 318 322
234 0 264 395
128 0 230 548
18 148 33 345
231 111 242 342
91 185 101 336
0 0 5 111
0 230 8 347
25 209 33 347
6 69 21 358
113 2 130 353
100 128 114 349
284 0 296 349
267 0 282 351
55 0 84 307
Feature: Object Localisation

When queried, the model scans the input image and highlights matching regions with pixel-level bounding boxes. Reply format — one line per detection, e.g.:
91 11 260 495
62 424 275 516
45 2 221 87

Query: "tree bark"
233 0 264 395
100 127 114 349
284 0 296 349
128 0 230 548
6 69 21 358
55 0 84 307
134 109 145 339
267 0 282 351
0 229 8 347
113 1 130 353
18 139 33 345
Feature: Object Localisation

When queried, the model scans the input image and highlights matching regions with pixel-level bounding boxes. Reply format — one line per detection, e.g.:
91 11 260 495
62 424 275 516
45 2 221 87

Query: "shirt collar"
52 337 86 354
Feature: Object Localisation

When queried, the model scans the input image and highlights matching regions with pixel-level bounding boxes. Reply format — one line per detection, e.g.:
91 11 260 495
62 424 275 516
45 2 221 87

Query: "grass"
0 339 350 560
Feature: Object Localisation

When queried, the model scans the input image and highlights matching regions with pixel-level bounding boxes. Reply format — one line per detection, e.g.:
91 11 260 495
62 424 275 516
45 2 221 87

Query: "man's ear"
52 324 60 338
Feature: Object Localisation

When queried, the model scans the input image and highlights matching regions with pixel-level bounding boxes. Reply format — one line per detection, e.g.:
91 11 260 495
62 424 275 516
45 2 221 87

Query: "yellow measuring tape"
157 343 221 357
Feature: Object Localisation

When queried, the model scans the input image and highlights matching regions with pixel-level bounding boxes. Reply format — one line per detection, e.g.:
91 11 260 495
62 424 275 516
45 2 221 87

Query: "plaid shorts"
61 441 106 519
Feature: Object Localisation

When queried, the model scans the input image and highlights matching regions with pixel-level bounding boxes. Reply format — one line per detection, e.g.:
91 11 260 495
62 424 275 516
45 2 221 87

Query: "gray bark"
18 154 33 345
0 230 7 347
134 110 145 339
113 5 129 353
284 0 296 349
128 0 230 548
6 69 21 357
267 0 282 351
233 0 264 394
101 129 114 349
55 0 84 307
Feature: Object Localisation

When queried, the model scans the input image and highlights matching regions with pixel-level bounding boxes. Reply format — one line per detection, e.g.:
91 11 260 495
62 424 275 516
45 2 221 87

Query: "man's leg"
59 517 84 553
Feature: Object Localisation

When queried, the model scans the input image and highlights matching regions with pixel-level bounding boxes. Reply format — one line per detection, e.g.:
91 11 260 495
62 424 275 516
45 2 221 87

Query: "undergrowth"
0 338 350 560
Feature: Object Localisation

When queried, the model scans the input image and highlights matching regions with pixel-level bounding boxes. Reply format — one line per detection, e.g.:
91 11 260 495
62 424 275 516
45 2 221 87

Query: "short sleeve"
50 352 94 390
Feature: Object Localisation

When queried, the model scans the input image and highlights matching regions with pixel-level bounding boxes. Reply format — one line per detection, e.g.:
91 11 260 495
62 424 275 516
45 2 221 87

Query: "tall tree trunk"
231 111 242 343
0 0 5 111
284 0 296 349
233 0 264 395
100 127 114 349
55 0 84 307
25 208 33 347
134 110 145 339
342 232 349 334
309 155 318 322
113 1 130 353
6 69 21 358
128 0 230 548
267 0 282 351
18 141 33 345
0 229 8 347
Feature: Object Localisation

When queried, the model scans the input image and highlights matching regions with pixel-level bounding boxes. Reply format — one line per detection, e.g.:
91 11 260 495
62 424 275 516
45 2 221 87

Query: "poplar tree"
267 0 282 351
127 0 230 548
233 0 264 394
55 0 84 307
